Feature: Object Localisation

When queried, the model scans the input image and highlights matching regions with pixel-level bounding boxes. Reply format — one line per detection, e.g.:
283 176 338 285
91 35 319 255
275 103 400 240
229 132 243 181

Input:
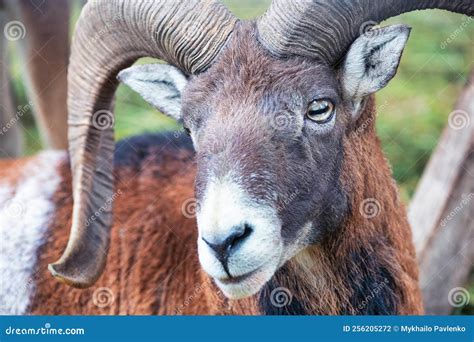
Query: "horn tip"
48 262 96 289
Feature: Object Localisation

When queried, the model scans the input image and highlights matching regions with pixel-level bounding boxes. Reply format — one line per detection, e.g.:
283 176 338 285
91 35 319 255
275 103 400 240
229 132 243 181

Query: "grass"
5 1 473 313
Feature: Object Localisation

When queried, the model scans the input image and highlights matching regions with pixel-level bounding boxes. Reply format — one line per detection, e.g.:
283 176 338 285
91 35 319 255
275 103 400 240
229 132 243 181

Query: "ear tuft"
342 24 411 101
118 63 188 120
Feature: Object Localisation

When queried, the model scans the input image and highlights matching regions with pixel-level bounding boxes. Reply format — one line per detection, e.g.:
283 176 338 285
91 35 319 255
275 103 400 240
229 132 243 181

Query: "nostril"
202 223 254 276
229 223 253 249
203 224 253 254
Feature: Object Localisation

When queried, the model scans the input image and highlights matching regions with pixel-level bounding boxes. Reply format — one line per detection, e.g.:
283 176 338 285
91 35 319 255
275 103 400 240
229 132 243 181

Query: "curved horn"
48 0 237 288
257 0 473 65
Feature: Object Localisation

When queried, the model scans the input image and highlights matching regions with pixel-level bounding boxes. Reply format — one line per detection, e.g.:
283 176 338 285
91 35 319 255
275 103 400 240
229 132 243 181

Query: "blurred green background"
5 0 473 313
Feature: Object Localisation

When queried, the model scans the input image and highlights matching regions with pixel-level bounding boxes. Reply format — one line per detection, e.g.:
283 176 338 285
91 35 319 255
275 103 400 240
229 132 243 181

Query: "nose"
202 223 253 277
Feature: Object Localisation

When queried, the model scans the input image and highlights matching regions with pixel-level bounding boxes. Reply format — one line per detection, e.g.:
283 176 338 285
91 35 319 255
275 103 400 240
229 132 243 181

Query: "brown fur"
21 24 423 316
183 24 422 314
27 143 258 315
273 97 423 315
340 97 422 314
0 156 36 185
22 102 422 315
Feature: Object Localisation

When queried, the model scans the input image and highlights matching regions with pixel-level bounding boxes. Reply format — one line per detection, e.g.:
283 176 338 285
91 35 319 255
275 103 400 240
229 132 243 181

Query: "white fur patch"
197 175 283 299
0 150 65 314
118 63 187 121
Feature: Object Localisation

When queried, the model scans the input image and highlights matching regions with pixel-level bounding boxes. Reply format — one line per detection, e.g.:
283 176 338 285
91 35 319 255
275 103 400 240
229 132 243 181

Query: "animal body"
0 0 472 315
0 127 420 315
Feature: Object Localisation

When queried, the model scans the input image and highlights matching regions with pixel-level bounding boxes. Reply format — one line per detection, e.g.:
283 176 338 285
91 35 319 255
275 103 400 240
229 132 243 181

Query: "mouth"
216 268 260 285
212 260 280 299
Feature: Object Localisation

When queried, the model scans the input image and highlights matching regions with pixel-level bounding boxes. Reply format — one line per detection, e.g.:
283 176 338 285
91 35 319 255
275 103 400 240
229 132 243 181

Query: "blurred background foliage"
5 0 473 313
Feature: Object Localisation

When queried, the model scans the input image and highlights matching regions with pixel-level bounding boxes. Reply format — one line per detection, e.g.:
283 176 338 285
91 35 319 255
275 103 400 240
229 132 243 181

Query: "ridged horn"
48 0 237 288
257 0 473 65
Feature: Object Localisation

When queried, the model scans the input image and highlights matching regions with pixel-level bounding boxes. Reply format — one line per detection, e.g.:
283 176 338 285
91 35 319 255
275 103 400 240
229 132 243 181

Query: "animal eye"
306 99 335 124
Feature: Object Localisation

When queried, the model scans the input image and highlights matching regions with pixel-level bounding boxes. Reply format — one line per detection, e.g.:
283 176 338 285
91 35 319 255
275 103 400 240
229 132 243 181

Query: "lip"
213 262 280 299
216 268 259 285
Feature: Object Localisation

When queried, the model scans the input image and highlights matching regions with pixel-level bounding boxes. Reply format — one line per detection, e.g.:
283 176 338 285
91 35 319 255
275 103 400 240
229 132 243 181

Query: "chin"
214 259 280 299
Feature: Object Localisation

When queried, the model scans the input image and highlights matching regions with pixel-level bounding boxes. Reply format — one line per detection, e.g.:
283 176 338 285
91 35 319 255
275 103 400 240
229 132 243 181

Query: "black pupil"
309 105 328 116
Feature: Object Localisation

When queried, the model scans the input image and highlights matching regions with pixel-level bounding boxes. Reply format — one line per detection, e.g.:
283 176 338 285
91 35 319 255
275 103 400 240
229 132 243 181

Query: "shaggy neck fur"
257 97 423 315
16 117 421 315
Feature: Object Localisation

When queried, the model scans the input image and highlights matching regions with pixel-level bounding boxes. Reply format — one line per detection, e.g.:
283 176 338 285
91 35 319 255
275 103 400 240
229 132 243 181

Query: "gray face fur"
119 23 410 298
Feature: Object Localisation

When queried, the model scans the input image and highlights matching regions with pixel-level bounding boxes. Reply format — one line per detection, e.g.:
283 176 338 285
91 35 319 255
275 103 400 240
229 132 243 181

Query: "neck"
257 97 423 315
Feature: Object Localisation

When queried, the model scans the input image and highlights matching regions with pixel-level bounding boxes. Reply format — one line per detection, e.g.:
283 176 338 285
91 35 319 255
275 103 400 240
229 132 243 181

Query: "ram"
0 0 472 315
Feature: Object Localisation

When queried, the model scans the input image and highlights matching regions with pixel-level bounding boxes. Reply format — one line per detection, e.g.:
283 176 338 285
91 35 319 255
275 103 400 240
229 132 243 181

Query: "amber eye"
306 99 335 124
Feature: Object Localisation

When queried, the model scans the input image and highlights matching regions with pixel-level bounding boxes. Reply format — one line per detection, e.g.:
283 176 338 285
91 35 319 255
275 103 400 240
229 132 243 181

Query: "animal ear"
341 25 410 118
118 63 188 121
